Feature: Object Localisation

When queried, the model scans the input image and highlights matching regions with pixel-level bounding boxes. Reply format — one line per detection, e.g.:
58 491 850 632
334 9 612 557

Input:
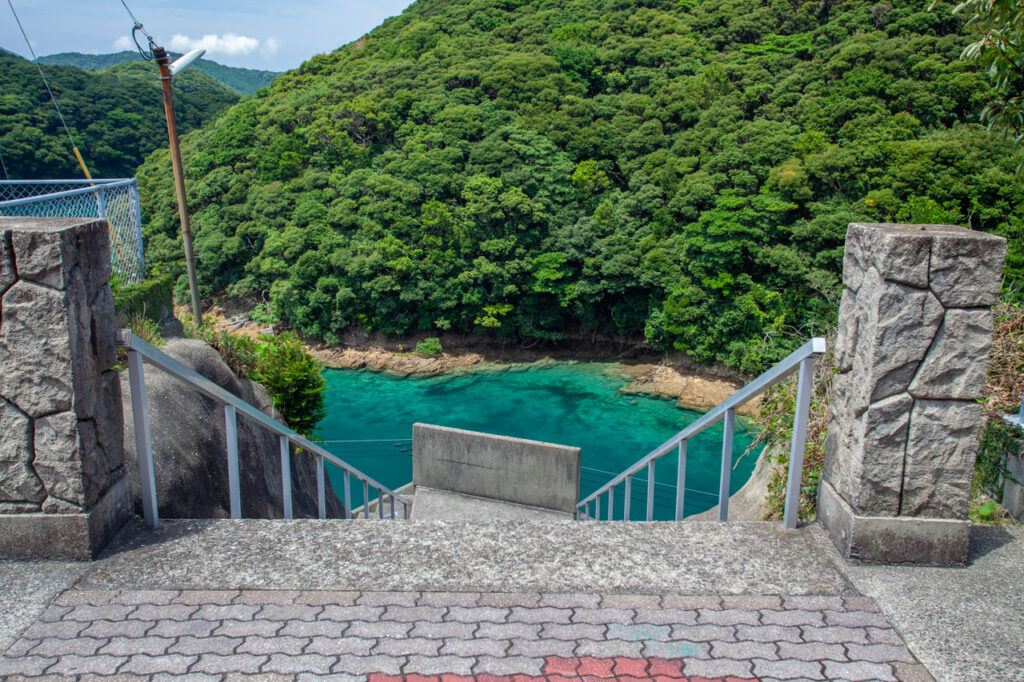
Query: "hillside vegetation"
137 0 1024 373
0 52 238 178
39 51 280 96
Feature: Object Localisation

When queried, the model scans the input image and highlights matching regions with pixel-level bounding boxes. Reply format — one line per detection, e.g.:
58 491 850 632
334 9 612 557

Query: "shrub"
112 271 174 323
414 337 443 357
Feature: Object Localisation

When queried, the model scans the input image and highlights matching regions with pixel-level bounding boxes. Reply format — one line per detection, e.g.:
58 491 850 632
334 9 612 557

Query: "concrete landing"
411 487 573 521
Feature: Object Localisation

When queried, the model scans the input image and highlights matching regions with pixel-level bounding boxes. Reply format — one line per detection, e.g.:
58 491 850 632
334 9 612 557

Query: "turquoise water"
315 361 757 519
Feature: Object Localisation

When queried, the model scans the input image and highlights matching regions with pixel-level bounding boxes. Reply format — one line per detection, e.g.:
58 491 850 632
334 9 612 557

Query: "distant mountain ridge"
38 50 279 96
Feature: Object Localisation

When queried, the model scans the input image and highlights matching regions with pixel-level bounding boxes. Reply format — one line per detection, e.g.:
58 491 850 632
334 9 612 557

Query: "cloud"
168 33 261 57
261 37 280 57
112 36 133 51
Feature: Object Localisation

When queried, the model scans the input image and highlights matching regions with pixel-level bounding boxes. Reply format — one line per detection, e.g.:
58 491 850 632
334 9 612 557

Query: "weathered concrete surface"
413 423 581 514
80 518 855 596
0 560 84 654
413 486 573 521
827 525 1024 682
822 222 1005 565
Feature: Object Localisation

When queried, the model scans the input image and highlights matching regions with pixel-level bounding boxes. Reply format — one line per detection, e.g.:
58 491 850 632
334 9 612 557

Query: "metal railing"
577 337 826 530
118 330 410 527
0 179 146 283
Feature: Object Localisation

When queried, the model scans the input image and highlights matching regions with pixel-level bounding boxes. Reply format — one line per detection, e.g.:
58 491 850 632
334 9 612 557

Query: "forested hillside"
40 51 280 96
137 0 1024 372
0 52 238 178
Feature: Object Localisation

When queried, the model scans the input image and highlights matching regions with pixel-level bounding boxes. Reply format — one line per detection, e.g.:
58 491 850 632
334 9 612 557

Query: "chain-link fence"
0 179 146 283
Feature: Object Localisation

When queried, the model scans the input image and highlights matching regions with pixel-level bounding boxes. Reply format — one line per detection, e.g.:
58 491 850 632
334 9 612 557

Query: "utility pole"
153 45 202 324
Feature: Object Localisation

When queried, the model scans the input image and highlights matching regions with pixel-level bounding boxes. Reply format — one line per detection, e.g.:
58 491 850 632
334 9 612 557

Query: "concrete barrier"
412 423 580 514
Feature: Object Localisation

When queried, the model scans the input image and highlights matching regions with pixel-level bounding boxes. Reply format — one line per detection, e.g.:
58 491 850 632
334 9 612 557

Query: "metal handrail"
0 179 136 207
577 337 826 530
118 330 410 527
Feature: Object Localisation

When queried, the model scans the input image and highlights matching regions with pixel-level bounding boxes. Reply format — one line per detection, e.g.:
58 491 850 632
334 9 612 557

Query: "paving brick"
571 608 633 625
64 604 135 622
697 609 762 626
191 653 267 674
233 590 300 606
262 653 335 674
119 654 197 675
194 604 260 621
843 597 881 613
753 658 825 679
46 654 126 676
539 623 604 641
22 620 88 639
476 622 541 640
130 604 197 621
670 623 736 642
507 639 575 658
440 638 510 657
277 619 348 638
257 604 323 621
537 593 601 609
479 593 540 608
606 623 672 641
30 637 106 657
825 610 892 628
99 636 175 656
151 673 221 682
577 656 615 677
761 609 825 627
299 673 367 682
148 619 218 638
735 624 803 643
575 639 644 658
419 592 480 607
293 591 361 606
53 590 116 606
3 638 39 657
237 635 308 655
382 605 446 622
37 605 72 623
721 596 783 610
356 592 419 607
406 654 475 675
661 595 722 610
224 672 294 682
648 657 686 677
305 636 376 656
543 656 579 675
373 637 442 656
782 596 845 611
615 657 650 676
321 605 385 622
447 606 509 623
846 643 916 664
867 627 905 645
683 657 754 679
215 619 286 638
602 594 661 609
473 655 544 676
439 675 478 682
823 660 898 681
405 675 441 682
411 621 478 639
81 619 155 639
0 655 56 676
643 640 711 659
112 591 181 606
508 607 572 624
169 635 243 656
777 641 848 662
894 662 936 682
800 625 869 645
172 590 240 605
710 640 777 660
634 608 698 626
345 620 413 639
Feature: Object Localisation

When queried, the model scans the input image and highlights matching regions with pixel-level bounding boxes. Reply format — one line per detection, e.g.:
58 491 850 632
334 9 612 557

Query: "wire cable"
118 0 155 59
6 0 91 179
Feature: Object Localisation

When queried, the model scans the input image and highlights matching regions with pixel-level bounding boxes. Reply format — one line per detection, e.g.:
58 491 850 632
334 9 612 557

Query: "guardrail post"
595 494 601 521
378 488 384 520
646 460 656 521
224 405 241 519
343 469 352 520
717 408 735 522
675 440 687 521
127 350 158 528
783 355 815 530
607 487 614 521
362 479 369 520
623 475 632 521
279 436 292 520
316 455 326 519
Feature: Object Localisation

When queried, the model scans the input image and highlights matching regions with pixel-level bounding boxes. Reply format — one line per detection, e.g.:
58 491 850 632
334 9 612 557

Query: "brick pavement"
0 590 933 681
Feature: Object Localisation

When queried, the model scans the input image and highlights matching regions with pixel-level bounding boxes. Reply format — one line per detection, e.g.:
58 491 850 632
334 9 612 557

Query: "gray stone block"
0 397 44 503
845 223 932 290
929 227 1006 307
10 222 80 289
909 308 994 400
0 230 16 293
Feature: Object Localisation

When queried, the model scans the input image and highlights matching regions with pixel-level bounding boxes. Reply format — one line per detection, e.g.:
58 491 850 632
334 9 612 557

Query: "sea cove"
316 361 757 519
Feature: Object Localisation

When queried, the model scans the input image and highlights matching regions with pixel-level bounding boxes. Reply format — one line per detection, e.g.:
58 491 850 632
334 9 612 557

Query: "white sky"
2 0 416 71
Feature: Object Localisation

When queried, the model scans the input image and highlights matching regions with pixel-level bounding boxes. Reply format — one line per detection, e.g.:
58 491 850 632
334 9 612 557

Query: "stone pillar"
819 223 1006 566
0 217 130 560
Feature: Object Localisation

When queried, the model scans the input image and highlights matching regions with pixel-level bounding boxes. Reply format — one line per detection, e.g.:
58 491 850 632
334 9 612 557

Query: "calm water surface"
315 361 756 519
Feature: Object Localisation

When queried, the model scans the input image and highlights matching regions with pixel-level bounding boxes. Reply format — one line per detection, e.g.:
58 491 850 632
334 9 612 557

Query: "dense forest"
39 51 280 96
0 52 238 178
136 0 1024 373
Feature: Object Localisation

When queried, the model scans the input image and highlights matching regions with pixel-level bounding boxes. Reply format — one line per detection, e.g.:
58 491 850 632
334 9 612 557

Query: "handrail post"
646 460 656 521
316 455 326 519
343 469 352 520
607 487 614 521
225 405 241 519
595 494 601 521
279 436 292 520
377 488 384 520
717 408 735 522
783 355 815 530
362 479 370 520
623 475 632 521
675 440 687 521
127 349 158 528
